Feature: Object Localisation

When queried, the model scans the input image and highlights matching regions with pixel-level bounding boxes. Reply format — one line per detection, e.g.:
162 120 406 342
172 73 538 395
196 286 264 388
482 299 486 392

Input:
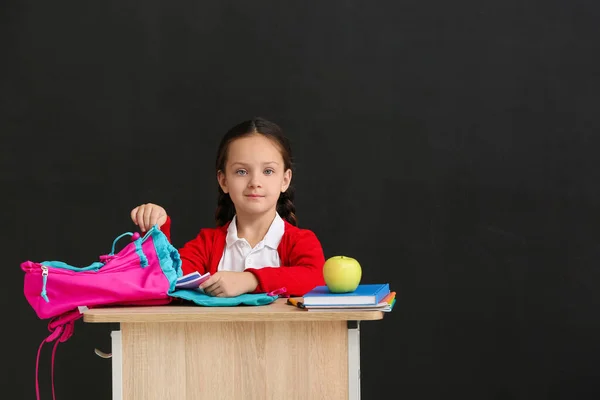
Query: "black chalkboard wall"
3 1 600 399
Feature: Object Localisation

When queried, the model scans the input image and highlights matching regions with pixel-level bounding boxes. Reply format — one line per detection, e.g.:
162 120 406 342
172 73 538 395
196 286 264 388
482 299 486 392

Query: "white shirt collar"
226 213 285 249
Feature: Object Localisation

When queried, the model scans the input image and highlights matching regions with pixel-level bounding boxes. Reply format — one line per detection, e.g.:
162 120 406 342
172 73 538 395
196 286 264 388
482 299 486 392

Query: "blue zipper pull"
40 265 49 303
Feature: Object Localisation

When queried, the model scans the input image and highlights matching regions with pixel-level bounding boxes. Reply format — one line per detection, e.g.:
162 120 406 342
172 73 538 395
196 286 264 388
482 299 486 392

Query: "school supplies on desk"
175 271 211 290
287 298 306 309
305 291 396 312
302 283 390 306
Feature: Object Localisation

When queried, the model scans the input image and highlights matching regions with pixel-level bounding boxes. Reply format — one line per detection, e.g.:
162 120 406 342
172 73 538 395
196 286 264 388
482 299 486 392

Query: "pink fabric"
22 229 179 399
22 234 173 320
35 310 80 400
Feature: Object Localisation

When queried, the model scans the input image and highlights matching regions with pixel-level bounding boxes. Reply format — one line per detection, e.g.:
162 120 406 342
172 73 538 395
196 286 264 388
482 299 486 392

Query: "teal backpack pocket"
170 289 278 306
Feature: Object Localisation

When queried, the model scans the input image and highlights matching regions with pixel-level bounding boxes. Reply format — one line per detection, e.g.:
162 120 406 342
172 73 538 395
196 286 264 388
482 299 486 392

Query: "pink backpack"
21 225 182 400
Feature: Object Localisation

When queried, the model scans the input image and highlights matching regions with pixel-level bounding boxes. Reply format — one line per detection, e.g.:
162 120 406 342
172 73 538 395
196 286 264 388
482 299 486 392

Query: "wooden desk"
84 298 384 400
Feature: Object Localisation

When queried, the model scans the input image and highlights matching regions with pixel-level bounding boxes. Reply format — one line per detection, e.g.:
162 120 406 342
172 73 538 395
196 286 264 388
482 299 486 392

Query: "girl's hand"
200 272 259 297
130 203 168 233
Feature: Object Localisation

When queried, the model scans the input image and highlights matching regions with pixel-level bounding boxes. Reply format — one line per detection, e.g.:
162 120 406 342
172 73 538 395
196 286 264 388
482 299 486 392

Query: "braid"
277 187 298 226
215 191 236 227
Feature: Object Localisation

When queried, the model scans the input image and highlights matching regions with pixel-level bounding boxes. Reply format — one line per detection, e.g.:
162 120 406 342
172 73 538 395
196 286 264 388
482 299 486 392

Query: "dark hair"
215 117 297 227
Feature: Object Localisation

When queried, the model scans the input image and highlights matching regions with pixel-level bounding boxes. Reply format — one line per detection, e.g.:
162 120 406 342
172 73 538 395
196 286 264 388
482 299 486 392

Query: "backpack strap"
35 310 82 400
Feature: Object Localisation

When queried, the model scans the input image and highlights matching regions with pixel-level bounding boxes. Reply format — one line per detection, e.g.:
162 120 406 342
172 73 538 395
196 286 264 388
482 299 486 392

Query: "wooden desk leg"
348 321 361 400
111 329 123 400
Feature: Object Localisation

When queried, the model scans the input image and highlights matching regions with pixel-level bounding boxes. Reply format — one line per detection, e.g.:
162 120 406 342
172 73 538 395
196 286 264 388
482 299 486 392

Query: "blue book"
175 271 211 290
302 284 390 306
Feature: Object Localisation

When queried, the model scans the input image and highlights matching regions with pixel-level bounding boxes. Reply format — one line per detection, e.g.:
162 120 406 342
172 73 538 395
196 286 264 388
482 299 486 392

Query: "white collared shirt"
217 213 284 272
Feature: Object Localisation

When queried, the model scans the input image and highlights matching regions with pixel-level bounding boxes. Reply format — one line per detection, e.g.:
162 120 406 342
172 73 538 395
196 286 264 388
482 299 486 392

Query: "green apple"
322 255 362 293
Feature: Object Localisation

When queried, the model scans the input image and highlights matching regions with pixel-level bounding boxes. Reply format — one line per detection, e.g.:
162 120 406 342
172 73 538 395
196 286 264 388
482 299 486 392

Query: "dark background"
3 0 600 398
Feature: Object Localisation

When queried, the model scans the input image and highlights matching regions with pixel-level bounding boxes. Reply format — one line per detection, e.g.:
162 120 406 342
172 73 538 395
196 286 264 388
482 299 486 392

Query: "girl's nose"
248 173 262 187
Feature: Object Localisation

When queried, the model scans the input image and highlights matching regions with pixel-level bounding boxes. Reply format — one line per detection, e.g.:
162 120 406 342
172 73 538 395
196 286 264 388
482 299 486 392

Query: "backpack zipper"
41 265 49 302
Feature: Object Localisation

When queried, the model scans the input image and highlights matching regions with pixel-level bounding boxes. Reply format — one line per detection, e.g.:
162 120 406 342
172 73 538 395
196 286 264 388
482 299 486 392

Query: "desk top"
83 298 385 323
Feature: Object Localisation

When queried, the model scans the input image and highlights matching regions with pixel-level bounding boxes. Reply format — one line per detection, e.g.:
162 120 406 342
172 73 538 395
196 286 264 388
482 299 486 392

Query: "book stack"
301 283 396 312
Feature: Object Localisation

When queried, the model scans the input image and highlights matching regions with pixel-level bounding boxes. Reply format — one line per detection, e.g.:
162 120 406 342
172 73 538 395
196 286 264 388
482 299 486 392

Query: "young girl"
130 117 326 297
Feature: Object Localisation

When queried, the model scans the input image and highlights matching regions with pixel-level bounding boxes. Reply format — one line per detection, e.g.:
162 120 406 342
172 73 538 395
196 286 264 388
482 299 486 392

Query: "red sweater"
160 217 326 296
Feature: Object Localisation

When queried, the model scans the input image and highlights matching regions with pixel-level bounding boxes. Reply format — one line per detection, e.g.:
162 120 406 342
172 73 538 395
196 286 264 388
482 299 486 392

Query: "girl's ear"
217 170 228 193
281 168 292 193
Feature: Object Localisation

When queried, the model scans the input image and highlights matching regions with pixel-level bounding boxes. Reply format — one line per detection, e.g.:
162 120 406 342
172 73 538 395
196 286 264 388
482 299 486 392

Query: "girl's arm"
246 230 326 296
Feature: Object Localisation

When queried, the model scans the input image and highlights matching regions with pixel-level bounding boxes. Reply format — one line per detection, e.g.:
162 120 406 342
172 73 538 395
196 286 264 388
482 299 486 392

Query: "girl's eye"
264 169 274 175
236 169 247 176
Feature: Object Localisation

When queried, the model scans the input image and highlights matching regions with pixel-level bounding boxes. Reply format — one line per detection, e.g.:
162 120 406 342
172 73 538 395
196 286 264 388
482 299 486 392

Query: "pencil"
381 291 396 305
287 298 305 309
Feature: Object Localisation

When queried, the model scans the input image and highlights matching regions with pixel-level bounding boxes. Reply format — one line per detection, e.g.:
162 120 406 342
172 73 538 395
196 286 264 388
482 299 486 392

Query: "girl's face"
217 134 291 219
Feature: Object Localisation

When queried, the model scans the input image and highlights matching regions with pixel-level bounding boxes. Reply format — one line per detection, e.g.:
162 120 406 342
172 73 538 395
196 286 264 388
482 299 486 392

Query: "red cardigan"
160 217 326 296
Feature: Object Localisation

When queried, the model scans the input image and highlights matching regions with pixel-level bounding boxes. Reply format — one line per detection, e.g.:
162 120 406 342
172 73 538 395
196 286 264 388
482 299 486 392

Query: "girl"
130 117 326 297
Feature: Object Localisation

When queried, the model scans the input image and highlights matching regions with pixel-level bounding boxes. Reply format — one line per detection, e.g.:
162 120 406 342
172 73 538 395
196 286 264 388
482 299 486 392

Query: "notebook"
302 283 390 306
175 271 211 290
306 291 396 312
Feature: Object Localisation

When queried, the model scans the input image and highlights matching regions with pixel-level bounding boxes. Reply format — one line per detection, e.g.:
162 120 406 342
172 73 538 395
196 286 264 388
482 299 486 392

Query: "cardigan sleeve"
159 216 210 275
158 215 172 241
246 229 326 296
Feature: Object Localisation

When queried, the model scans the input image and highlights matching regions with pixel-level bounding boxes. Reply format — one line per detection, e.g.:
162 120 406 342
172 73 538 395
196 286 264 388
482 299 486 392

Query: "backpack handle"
109 232 135 255
109 231 149 267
